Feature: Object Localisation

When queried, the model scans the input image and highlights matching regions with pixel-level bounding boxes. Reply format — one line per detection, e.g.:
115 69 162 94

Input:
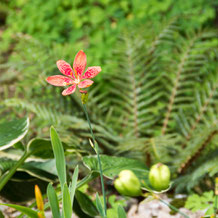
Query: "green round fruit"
149 163 170 191
114 170 141 197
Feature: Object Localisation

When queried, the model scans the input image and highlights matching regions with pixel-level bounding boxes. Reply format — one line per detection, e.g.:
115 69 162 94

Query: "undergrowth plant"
1 17 217 193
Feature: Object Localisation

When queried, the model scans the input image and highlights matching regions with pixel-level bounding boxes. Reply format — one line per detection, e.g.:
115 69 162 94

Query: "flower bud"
35 185 44 212
114 170 141 197
149 163 170 191
81 92 89 104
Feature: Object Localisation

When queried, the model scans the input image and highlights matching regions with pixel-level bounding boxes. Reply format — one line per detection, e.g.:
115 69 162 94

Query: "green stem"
82 104 107 217
159 198 189 218
214 194 217 216
0 151 29 191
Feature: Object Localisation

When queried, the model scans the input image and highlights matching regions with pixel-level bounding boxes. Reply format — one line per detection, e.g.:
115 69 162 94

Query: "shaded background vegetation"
0 0 217 197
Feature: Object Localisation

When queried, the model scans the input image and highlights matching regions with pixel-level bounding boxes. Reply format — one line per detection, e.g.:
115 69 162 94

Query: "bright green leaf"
96 192 105 217
69 165 79 207
0 203 38 218
50 126 66 190
47 183 61 218
63 183 72 218
117 205 126 218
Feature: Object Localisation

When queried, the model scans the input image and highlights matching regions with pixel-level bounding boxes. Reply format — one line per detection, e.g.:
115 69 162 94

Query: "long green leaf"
69 165 79 207
63 183 72 218
0 117 29 151
96 193 105 217
75 190 98 216
0 203 38 218
47 183 61 218
50 126 66 189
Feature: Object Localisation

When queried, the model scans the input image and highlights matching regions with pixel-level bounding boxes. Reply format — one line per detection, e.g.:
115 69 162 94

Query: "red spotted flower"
46 50 101 96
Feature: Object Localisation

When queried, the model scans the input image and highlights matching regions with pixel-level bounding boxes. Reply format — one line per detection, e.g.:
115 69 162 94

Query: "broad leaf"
47 183 61 218
0 117 29 151
0 203 38 218
0 158 57 182
83 155 149 180
50 126 66 189
75 190 98 216
27 138 54 159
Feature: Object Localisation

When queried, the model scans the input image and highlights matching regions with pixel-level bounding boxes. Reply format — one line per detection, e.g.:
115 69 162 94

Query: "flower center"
74 78 80 84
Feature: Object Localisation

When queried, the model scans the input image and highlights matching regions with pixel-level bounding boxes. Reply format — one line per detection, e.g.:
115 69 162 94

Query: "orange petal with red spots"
82 66 101 79
62 84 76 96
46 75 74 86
73 50 87 77
78 79 94 88
57 60 75 79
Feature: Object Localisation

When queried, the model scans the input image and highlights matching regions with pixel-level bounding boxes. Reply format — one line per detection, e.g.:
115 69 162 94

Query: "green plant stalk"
214 194 217 216
0 151 29 191
82 104 107 217
158 198 189 218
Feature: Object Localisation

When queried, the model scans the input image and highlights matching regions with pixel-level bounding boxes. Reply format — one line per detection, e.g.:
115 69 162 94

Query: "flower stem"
82 104 107 217
0 151 29 191
158 198 189 218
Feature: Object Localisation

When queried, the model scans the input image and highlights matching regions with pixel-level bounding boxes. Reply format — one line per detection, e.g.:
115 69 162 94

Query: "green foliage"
47 183 61 218
0 203 38 218
0 117 29 150
50 126 66 189
108 196 126 218
0 0 217 194
75 190 98 217
185 191 217 216
1 0 216 67
83 154 148 180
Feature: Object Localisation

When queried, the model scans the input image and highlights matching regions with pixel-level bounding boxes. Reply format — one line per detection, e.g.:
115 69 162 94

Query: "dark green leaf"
75 190 98 216
0 117 29 151
27 138 54 159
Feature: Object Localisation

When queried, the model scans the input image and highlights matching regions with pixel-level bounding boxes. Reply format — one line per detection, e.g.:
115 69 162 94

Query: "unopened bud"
114 170 141 197
35 185 44 212
149 163 170 191
81 92 89 104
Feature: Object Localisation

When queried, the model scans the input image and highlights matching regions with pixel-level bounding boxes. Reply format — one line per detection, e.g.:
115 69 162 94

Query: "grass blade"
0 203 38 218
96 193 105 217
47 183 61 218
50 126 66 190
63 183 72 218
69 165 79 207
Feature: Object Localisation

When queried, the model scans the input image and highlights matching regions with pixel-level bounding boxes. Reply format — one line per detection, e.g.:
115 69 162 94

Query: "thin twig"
82 104 107 217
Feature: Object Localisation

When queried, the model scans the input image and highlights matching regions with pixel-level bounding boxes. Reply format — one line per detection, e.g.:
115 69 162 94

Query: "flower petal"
46 75 74 86
62 85 77 96
57 60 75 79
73 50 87 77
82 66 101 79
78 79 94 88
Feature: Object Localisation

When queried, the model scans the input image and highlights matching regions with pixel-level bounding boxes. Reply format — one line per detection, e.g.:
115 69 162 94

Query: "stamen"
73 67 78 78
